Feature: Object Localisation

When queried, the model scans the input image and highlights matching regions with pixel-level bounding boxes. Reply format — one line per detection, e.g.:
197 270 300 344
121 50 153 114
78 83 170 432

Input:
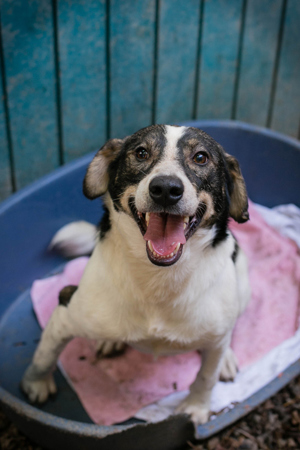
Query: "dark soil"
1 375 300 450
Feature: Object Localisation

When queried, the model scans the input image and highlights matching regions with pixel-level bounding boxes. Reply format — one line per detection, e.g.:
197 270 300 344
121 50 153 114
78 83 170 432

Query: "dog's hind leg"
21 301 77 403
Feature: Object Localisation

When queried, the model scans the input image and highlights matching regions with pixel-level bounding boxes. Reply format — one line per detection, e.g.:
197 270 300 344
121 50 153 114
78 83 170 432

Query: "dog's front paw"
21 367 57 403
176 395 210 425
219 347 238 381
95 340 126 358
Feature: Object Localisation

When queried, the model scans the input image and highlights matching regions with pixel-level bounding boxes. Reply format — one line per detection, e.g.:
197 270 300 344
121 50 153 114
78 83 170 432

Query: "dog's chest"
122 290 231 349
74 237 238 346
128 337 201 356
126 305 228 355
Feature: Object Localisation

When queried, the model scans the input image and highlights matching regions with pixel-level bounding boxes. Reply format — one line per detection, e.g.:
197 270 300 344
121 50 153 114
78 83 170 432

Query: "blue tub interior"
0 288 94 423
0 121 300 444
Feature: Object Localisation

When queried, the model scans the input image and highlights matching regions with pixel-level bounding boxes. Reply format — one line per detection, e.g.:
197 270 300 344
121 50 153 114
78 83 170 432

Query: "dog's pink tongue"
144 213 186 256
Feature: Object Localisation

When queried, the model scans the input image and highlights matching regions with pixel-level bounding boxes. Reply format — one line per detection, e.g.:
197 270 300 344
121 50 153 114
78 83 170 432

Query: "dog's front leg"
176 344 227 425
21 305 76 403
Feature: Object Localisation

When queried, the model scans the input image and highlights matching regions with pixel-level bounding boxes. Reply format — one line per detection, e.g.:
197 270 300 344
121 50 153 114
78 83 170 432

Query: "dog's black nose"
149 176 184 207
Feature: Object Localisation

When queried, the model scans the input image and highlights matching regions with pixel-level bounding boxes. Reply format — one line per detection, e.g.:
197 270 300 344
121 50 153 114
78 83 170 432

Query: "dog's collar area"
129 200 206 267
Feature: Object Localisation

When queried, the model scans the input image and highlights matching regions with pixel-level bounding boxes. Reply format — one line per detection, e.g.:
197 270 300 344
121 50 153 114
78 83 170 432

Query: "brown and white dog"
21 125 251 425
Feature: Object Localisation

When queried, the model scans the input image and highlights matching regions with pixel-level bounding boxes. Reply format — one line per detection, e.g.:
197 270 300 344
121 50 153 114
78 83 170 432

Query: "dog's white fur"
22 125 250 425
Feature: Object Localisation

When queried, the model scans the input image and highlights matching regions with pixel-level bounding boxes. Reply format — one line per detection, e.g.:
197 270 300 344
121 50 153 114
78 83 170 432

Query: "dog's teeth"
183 216 189 224
145 212 150 226
148 241 154 252
148 240 181 259
183 223 187 230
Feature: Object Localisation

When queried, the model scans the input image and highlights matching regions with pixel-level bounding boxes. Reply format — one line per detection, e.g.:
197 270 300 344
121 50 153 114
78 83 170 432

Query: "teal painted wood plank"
196 0 243 120
236 0 283 126
110 0 155 138
271 0 300 138
156 0 201 124
58 0 107 163
1 0 59 190
0 67 12 201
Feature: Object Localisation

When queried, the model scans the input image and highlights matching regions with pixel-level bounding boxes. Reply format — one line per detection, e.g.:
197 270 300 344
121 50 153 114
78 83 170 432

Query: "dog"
21 124 251 425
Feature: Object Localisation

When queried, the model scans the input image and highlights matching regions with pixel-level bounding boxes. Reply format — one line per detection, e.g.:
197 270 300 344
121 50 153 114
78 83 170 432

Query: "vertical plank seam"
0 10 16 192
192 0 205 120
231 0 248 120
266 0 288 129
52 0 64 165
106 0 111 139
152 0 160 125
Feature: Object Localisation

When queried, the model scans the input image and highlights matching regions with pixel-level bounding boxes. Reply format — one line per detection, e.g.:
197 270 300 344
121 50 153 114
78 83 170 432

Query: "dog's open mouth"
130 202 205 266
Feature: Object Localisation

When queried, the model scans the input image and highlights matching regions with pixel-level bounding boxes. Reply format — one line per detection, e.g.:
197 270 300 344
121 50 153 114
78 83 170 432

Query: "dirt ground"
1 375 300 450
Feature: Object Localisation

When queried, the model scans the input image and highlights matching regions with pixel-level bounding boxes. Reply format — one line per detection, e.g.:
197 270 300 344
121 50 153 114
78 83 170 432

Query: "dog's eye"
193 152 208 165
136 147 149 161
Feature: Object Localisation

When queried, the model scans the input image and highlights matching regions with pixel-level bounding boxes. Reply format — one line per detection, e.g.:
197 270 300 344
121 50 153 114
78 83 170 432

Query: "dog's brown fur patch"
59 285 78 307
225 153 249 223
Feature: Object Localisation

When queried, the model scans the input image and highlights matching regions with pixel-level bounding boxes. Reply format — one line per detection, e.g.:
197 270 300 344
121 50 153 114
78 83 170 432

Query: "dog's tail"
49 221 97 257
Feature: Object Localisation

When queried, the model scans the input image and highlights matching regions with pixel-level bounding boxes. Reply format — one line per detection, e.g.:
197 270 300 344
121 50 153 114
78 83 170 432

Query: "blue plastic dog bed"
0 121 300 450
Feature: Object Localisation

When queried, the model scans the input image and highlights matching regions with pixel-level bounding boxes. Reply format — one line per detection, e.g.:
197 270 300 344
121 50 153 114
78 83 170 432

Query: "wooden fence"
0 0 299 201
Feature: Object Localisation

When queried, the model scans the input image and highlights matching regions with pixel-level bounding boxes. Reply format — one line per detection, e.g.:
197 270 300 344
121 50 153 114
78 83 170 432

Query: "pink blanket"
31 201 300 425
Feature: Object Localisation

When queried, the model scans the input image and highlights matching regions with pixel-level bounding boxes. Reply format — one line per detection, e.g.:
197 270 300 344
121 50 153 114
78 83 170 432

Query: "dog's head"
83 125 248 266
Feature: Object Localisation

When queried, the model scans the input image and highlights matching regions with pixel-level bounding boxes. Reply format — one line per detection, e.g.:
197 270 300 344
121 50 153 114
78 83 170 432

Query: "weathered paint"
271 0 300 138
155 0 201 124
109 0 156 138
0 0 299 199
236 0 283 126
58 0 107 163
196 0 243 120
0 57 12 200
0 0 59 190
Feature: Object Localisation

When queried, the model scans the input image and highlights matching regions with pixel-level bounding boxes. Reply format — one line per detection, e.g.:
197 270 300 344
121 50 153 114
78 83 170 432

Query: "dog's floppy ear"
225 153 249 223
83 138 124 199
